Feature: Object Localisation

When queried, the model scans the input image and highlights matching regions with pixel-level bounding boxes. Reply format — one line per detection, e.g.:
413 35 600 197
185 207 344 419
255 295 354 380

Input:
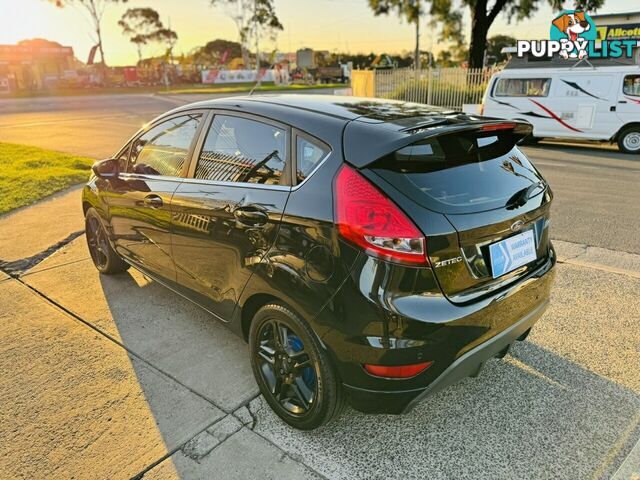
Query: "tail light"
334 165 426 265
363 361 434 379
479 103 485 115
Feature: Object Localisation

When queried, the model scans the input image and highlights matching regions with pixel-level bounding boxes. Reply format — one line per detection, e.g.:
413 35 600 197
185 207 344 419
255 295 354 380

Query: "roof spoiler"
343 119 533 169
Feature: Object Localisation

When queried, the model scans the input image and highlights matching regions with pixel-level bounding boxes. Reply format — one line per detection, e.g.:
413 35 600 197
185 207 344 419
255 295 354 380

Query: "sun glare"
0 1 61 45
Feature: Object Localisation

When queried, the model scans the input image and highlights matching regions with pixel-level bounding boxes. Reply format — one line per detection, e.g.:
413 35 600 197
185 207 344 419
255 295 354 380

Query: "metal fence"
356 66 500 111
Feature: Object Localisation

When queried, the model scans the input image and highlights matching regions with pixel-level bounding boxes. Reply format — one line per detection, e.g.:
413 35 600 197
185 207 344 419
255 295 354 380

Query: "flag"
87 45 99 65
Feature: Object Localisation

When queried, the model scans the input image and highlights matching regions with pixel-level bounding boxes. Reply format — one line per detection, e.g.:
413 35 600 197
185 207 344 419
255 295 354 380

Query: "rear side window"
129 114 201 176
195 115 287 185
296 136 329 183
494 78 551 97
371 131 545 214
623 75 640 96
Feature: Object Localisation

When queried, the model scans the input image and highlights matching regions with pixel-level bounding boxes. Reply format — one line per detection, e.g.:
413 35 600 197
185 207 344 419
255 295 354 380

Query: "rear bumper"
343 298 547 414
320 245 556 415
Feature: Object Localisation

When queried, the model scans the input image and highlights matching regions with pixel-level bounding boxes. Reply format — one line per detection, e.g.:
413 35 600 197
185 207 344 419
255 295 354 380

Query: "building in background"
296 48 315 69
592 11 640 41
0 39 76 93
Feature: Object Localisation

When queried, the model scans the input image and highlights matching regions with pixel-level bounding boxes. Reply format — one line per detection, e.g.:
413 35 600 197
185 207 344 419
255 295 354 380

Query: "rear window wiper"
505 181 545 210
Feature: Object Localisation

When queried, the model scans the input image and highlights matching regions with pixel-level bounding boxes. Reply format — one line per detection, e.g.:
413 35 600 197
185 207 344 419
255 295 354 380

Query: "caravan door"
555 73 618 140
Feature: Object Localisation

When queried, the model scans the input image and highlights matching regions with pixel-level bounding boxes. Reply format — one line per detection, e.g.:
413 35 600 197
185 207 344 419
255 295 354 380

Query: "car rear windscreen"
370 130 545 214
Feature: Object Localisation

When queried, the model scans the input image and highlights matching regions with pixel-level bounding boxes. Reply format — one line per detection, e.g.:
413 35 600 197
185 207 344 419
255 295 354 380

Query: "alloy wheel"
255 319 317 415
86 216 110 270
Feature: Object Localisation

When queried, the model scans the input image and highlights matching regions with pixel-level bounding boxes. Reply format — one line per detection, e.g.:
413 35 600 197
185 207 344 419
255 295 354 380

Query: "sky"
0 0 633 66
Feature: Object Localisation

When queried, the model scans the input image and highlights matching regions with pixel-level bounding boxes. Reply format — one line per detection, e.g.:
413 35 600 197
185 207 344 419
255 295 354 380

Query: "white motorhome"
481 54 640 153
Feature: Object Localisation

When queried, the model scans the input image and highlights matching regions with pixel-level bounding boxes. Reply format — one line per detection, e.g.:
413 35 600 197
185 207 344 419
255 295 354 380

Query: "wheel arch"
240 293 280 341
612 122 640 141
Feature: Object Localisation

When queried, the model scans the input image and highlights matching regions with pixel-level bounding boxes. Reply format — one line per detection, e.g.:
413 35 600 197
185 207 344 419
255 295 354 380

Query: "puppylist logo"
517 10 639 60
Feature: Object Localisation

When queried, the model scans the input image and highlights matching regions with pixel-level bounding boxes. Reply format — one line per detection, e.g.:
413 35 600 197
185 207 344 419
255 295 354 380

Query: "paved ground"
1 235 638 479
1 93 639 479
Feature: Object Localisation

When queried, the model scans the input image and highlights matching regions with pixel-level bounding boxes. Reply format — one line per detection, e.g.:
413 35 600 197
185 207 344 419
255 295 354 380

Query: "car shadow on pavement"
95 268 259 412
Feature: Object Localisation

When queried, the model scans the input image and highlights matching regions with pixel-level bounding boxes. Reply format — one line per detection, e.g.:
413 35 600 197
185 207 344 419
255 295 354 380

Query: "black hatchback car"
83 95 556 430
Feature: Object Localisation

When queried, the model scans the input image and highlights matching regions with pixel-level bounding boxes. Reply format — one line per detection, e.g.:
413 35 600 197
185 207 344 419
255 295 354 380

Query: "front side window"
494 78 551 97
296 136 329 183
195 115 287 185
623 75 640 97
129 114 201 176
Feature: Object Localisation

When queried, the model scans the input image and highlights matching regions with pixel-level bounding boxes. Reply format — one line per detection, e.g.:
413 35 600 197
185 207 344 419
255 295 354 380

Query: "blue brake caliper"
288 334 315 390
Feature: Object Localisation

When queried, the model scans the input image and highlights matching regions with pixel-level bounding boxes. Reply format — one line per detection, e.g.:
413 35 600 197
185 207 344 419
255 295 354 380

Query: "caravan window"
494 78 551 97
623 75 640 97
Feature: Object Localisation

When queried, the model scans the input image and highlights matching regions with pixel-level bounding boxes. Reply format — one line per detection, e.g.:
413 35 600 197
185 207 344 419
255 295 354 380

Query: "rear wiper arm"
505 181 545 210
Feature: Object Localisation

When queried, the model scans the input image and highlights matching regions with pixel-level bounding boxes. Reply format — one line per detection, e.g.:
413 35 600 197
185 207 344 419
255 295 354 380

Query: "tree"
118 8 163 63
209 0 283 71
152 27 179 62
191 39 243 66
431 0 606 68
436 46 467 67
485 34 516 65
368 0 423 69
45 0 128 69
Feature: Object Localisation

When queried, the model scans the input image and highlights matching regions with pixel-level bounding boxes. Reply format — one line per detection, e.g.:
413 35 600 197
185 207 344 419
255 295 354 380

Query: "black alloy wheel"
249 303 343 430
85 208 129 274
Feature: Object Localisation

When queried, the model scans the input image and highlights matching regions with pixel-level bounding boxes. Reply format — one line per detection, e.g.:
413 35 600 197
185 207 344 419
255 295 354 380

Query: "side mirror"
92 158 119 179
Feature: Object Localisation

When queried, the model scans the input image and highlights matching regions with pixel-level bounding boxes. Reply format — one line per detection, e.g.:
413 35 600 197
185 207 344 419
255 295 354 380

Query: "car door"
617 74 640 124
107 111 205 282
170 112 292 321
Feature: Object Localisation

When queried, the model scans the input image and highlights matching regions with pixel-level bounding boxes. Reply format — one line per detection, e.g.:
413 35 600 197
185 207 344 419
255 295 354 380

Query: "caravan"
481 56 640 153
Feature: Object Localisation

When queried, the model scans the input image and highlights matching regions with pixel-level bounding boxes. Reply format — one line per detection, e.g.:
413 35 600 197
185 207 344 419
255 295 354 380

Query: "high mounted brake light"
335 165 427 265
481 122 516 132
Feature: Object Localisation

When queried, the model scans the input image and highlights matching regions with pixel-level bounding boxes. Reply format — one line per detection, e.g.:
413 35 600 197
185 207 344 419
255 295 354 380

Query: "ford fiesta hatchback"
83 95 556 430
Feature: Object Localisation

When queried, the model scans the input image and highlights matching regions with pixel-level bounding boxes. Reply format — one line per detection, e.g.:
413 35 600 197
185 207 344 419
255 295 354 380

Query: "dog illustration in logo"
552 11 591 59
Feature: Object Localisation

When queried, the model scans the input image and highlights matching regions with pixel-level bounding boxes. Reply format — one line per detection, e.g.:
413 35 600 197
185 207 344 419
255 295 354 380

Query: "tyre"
85 207 129 274
249 303 344 430
617 126 640 154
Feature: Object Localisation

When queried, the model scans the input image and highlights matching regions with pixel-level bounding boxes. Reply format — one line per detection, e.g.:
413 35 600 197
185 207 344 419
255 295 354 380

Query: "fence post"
427 67 432 105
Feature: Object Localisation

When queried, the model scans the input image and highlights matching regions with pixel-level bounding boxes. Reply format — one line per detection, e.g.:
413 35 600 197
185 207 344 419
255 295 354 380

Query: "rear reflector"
363 361 434 379
481 122 516 132
335 165 427 265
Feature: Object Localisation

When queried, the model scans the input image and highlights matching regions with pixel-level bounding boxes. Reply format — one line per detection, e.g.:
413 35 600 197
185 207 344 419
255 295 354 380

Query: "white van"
481 62 640 153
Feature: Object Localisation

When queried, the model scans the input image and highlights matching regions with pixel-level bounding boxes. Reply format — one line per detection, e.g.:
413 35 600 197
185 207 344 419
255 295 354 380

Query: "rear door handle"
618 100 627 104
234 208 269 226
144 194 163 208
